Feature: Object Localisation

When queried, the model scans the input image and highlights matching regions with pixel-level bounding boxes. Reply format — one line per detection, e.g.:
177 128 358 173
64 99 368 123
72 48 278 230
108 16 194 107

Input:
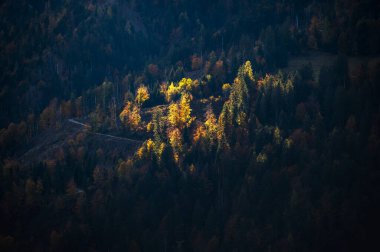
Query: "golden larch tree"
135 85 150 106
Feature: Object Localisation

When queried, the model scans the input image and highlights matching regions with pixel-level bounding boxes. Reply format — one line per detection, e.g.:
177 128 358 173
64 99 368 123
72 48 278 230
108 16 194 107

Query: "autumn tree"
212 60 226 81
147 63 160 79
193 122 207 145
204 106 219 147
164 92 196 166
60 100 72 119
222 83 231 98
162 78 197 102
39 99 58 130
137 139 155 160
135 85 150 106
168 93 195 130
192 107 220 154
119 101 142 131
191 55 203 70
168 127 183 165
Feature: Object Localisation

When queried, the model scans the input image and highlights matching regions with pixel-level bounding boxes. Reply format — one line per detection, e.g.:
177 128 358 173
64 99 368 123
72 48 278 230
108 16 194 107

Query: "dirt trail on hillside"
68 119 143 144
18 119 143 166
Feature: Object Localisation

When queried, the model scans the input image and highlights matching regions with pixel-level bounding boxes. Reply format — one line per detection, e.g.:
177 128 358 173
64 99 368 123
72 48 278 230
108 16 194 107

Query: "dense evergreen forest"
0 0 380 251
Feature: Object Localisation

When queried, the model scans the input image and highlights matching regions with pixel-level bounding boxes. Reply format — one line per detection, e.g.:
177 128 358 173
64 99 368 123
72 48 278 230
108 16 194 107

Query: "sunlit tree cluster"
161 78 198 102
168 93 195 130
119 101 142 131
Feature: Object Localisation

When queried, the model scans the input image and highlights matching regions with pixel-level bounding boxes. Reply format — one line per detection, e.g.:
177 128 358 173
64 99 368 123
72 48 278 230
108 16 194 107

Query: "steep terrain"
0 1 380 251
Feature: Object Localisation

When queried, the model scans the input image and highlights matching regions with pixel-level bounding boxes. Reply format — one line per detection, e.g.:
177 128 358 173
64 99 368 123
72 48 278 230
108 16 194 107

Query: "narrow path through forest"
68 119 143 144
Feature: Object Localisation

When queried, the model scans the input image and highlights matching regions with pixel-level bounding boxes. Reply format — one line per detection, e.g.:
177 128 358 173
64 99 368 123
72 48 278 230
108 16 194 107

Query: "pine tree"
228 62 251 127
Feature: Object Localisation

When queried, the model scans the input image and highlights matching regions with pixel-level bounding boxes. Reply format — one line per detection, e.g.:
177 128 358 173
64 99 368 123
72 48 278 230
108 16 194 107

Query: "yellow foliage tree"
179 93 194 127
204 107 218 145
243 60 255 82
222 83 231 95
135 85 150 106
168 127 183 164
178 78 194 91
136 139 154 159
193 123 207 144
129 105 142 129
192 108 219 152
146 121 154 132
163 78 197 102
119 102 132 122
119 101 142 131
168 93 195 130
146 139 154 152
166 82 179 102
168 103 180 127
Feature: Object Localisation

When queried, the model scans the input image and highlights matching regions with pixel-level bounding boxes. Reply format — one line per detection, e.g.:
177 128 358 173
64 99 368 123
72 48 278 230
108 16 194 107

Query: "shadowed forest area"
1 0 380 251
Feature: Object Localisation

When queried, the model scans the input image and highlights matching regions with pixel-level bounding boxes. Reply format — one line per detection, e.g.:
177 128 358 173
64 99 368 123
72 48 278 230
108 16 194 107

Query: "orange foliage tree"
119 101 142 131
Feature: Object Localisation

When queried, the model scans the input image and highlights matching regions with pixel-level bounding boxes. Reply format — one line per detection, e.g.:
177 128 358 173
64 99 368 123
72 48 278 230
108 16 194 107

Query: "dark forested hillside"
0 0 380 251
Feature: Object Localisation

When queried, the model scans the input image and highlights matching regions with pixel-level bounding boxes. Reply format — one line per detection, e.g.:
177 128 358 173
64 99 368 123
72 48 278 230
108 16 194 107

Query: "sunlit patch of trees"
119 101 142 132
161 77 198 102
1 1 380 250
